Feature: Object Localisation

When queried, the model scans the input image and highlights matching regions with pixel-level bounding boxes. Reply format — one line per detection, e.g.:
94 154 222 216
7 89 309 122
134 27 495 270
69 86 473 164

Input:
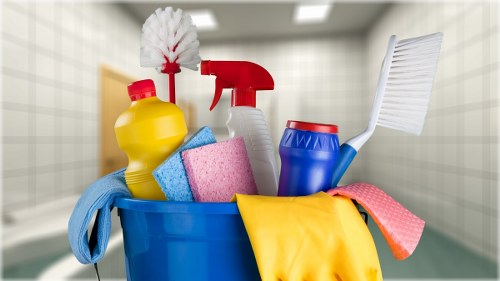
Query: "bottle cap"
128 79 157 101
286 120 338 134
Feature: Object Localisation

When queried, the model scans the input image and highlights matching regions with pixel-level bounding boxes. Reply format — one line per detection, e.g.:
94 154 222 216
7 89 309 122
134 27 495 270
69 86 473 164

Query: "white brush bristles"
377 32 443 135
140 7 201 72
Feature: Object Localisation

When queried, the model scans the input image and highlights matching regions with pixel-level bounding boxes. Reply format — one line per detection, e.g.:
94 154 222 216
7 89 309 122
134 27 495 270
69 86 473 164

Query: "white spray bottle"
201 60 279 196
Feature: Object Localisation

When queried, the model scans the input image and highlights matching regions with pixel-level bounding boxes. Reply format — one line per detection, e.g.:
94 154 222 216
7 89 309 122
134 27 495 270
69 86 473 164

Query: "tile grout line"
71 3 83 195
28 3 37 207
54 3 63 200
455 1 466 243
481 0 493 261
432 0 444 226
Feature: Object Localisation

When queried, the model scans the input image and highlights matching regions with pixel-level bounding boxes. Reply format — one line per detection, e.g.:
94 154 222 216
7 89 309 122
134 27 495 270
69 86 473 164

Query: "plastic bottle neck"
231 88 256 107
131 95 159 106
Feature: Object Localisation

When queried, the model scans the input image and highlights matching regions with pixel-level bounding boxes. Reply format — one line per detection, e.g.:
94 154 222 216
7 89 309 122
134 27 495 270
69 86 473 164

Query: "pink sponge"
182 137 258 202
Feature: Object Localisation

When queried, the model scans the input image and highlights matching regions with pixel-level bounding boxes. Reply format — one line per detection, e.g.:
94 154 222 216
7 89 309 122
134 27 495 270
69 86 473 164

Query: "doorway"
100 65 137 176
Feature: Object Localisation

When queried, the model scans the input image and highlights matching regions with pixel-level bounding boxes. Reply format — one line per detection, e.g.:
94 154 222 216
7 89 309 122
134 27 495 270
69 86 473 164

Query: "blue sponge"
153 126 217 201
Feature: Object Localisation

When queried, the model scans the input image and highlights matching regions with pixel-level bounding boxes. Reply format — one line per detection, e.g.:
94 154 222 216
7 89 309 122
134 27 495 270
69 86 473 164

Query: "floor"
370 220 498 279
3 249 69 279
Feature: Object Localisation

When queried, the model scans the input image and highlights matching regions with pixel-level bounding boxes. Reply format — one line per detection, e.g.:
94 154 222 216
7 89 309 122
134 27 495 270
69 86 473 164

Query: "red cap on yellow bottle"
128 79 157 101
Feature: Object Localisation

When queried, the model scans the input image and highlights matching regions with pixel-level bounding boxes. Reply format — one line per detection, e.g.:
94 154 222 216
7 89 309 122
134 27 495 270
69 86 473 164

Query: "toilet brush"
140 7 201 104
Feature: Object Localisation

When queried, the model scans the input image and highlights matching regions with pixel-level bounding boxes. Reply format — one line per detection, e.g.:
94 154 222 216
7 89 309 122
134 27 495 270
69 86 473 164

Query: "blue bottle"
278 120 340 196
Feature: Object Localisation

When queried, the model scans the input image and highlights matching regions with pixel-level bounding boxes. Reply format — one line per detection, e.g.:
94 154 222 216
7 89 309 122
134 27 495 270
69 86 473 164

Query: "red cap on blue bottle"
128 79 157 101
287 120 338 134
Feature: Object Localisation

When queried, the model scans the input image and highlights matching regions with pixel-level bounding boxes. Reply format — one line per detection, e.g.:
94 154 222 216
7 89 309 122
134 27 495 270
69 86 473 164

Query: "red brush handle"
162 62 181 104
168 73 176 104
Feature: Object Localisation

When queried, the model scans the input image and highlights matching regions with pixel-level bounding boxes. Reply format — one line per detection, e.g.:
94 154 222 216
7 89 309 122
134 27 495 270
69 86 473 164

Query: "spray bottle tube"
201 60 279 196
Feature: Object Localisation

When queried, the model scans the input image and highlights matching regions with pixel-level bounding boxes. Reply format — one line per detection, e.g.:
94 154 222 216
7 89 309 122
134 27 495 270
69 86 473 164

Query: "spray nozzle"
200 60 274 111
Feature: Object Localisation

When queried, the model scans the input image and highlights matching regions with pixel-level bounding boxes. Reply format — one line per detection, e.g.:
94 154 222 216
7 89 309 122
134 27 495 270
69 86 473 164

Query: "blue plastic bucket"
114 198 260 281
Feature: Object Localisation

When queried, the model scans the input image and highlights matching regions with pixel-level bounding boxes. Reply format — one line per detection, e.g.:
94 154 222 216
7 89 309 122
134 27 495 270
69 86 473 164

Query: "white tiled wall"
363 2 498 261
1 1 155 211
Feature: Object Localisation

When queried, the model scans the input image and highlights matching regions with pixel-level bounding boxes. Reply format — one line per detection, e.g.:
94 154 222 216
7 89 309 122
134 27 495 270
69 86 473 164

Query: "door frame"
99 64 137 176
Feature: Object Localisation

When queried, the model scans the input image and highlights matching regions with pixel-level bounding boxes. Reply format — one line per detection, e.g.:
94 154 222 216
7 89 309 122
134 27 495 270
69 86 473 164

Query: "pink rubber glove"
327 182 425 260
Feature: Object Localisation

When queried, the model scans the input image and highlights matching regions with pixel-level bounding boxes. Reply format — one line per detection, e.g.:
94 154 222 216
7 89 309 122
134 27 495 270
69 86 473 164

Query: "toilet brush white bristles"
140 7 201 104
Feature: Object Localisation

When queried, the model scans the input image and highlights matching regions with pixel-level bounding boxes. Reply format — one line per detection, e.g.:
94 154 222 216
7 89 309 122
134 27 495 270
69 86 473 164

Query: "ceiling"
119 2 390 43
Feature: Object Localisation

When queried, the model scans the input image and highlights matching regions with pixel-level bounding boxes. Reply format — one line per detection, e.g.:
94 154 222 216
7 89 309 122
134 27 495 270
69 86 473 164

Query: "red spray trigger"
200 60 274 111
210 77 232 111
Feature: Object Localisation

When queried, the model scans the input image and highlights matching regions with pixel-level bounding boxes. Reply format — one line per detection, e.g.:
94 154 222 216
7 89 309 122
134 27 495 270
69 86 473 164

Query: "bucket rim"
114 197 240 214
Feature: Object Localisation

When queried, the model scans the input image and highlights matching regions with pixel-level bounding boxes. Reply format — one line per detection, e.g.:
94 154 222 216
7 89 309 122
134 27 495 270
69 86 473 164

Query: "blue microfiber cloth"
68 168 131 264
153 126 217 201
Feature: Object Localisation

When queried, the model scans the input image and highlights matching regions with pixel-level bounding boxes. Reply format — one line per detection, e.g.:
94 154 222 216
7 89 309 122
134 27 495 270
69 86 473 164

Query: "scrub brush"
140 7 201 104
331 32 443 187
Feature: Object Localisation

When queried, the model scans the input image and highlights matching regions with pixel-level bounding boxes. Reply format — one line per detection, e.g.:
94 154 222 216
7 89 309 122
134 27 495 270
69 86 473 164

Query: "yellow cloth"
232 192 383 281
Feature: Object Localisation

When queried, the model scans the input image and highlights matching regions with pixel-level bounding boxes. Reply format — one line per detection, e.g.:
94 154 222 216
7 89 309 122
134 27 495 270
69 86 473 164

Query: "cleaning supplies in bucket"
201 60 279 196
67 25 437 281
278 120 340 196
114 79 187 199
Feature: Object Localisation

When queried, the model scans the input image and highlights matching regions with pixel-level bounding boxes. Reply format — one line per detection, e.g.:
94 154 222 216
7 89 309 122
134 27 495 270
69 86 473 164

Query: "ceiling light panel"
187 10 218 31
294 4 332 24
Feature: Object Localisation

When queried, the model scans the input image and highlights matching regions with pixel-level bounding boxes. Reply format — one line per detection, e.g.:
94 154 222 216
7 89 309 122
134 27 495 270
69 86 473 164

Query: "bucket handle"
89 209 102 281
353 200 369 225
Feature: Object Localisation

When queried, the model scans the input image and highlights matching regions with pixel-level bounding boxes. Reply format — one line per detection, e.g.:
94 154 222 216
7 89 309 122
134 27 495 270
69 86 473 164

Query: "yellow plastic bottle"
114 79 187 200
